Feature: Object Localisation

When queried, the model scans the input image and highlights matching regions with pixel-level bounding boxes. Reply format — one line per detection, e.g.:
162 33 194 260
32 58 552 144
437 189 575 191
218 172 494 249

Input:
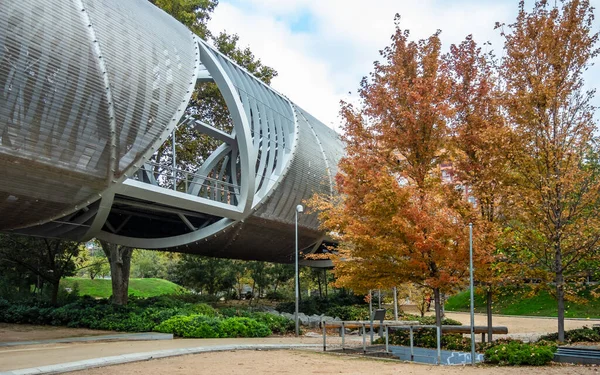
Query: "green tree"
149 0 217 39
171 255 235 296
247 261 271 300
269 263 295 295
131 250 179 279
0 235 83 304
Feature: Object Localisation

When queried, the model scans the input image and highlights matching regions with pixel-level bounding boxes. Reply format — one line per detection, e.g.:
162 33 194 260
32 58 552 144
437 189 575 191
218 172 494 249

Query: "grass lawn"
445 286 600 319
61 277 185 298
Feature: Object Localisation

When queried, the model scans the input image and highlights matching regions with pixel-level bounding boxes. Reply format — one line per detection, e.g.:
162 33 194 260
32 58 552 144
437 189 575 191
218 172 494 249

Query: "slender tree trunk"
324 269 328 297
100 241 133 306
487 289 493 343
249 280 255 305
50 281 60 305
433 288 442 328
557 270 565 342
317 275 322 297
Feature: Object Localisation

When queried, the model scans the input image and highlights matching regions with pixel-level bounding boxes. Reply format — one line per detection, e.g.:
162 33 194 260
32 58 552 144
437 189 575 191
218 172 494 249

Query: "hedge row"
0 297 293 337
155 315 271 338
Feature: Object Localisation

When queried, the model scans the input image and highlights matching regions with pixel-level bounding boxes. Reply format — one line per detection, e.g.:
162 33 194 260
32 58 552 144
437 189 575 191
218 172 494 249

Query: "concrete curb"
0 333 173 347
0 344 321 375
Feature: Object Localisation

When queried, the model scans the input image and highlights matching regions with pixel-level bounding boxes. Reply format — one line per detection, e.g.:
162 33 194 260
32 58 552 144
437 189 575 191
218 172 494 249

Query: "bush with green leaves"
276 292 366 316
538 326 600 343
400 314 462 326
0 297 218 332
248 312 294 334
383 327 471 351
218 308 294 334
484 340 556 366
325 305 370 321
154 314 271 338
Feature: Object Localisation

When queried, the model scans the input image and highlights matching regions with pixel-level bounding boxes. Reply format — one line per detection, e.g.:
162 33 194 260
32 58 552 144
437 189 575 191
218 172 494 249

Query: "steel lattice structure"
0 0 343 264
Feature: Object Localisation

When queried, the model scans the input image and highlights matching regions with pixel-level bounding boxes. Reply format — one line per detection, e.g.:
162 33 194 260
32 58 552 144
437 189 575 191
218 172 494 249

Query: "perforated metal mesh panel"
83 0 197 174
0 0 195 229
252 105 342 230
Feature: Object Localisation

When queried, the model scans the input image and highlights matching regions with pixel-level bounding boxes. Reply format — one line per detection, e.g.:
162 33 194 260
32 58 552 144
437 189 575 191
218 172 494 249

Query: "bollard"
410 326 414 361
341 322 345 350
362 323 366 353
436 326 442 365
385 325 389 352
322 321 326 352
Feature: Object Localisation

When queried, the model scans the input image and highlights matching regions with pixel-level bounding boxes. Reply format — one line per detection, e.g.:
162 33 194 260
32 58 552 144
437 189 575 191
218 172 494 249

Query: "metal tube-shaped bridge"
0 0 343 265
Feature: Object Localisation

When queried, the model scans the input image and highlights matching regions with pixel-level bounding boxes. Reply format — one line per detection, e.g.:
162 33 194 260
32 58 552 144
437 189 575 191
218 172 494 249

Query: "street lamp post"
295 204 304 337
469 223 475 364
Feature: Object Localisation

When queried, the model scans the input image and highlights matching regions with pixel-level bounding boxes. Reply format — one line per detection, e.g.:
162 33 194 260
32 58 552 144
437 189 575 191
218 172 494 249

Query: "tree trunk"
50 281 60 305
100 241 133 306
317 274 322 297
433 288 442 328
557 271 565 342
487 289 493 343
324 269 328 297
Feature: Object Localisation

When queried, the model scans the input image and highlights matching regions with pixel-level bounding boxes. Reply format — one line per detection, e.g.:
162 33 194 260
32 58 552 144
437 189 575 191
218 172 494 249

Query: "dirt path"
70 349 598 375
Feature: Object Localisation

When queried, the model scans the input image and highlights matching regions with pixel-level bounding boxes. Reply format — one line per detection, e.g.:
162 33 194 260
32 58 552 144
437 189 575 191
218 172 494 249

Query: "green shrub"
0 296 282 337
484 341 556 366
276 292 366 316
265 291 287 301
187 303 217 317
221 317 271 337
249 313 294 334
325 305 370 321
384 327 469 351
539 326 600 343
155 314 271 338
217 309 294 334
401 314 462 326
155 315 223 338
218 307 247 318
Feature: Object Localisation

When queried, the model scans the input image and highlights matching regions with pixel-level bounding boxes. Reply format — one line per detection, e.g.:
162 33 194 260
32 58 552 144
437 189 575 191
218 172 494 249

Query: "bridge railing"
132 161 239 205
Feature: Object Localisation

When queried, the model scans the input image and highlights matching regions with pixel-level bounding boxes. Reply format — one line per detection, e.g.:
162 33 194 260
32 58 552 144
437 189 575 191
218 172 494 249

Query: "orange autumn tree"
311 18 477 328
445 35 515 341
499 0 600 342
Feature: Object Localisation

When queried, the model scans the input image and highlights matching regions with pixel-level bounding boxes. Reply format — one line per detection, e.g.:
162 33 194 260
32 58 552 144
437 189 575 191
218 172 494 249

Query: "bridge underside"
0 0 343 266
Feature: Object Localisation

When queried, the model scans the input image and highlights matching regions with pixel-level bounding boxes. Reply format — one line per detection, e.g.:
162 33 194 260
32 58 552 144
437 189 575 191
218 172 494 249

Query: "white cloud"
209 0 600 130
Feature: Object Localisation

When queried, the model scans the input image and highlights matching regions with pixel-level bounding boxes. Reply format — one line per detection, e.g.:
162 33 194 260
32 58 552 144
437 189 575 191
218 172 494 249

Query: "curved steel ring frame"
0 0 343 264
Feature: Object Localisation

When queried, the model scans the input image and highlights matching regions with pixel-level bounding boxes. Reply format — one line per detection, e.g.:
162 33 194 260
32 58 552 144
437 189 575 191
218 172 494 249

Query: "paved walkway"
2 314 600 374
0 333 173 347
0 343 324 375
0 336 352 373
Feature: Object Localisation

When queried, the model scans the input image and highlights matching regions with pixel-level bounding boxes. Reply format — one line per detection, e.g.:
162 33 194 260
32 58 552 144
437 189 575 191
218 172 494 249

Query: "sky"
208 0 600 131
